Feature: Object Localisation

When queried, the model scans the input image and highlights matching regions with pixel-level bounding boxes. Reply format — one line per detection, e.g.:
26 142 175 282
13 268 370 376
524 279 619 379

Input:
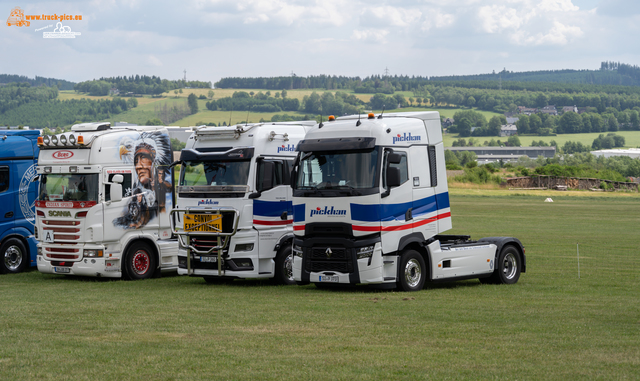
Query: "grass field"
2 190 639 380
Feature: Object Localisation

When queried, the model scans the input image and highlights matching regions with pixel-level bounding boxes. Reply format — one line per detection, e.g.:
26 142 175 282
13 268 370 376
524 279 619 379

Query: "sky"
1 0 639 86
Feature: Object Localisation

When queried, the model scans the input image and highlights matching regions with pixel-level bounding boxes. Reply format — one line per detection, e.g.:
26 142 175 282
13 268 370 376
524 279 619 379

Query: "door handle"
4 211 13 218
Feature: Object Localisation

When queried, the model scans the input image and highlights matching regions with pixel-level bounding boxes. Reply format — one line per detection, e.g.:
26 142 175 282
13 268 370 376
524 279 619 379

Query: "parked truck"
170 121 314 284
291 112 525 291
35 122 178 279
0 129 39 274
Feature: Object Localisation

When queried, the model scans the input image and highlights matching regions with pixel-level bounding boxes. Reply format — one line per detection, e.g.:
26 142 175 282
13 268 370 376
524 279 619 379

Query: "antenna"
356 111 361 126
377 105 386 119
183 69 186 82
228 106 234 127
245 110 250 127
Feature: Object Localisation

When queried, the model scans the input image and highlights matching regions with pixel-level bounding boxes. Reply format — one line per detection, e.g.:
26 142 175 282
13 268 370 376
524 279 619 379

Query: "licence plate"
319 275 339 283
184 213 222 233
53 267 70 273
200 256 217 263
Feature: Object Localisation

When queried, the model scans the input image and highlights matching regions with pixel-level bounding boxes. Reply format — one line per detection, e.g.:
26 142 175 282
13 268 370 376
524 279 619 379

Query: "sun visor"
296 137 376 152
179 147 254 161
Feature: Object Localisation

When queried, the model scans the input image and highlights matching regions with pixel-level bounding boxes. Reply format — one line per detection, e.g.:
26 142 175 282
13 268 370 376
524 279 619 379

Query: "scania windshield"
38 174 99 202
294 148 380 196
180 160 251 187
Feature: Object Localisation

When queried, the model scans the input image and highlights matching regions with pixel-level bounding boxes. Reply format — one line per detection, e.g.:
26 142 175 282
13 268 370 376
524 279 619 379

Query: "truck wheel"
1 238 28 274
398 250 426 292
274 244 295 285
486 245 521 285
124 242 157 280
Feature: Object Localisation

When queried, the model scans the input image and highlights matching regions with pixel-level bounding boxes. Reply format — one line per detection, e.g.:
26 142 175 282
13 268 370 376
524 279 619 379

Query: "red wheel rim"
132 250 150 275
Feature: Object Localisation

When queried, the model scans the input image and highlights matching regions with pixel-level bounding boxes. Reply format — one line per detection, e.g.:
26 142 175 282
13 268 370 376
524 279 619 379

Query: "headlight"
234 243 254 252
84 249 104 258
357 245 375 259
292 244 303 258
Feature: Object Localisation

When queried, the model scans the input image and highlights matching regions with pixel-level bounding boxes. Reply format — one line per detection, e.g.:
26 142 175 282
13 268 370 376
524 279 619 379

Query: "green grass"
2 191 639 380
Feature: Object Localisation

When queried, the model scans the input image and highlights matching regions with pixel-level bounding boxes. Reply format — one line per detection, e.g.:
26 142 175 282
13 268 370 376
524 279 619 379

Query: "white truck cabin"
171 121 314 284
35 122 177 279
291 112 525 291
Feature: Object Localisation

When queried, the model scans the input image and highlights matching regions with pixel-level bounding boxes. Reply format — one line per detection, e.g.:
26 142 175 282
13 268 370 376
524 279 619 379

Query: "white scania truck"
170 121 314 284
35 122 178 279
291 112 525 291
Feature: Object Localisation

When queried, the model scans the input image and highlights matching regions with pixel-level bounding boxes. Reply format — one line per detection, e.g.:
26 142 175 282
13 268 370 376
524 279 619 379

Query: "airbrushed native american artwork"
113 131 172 229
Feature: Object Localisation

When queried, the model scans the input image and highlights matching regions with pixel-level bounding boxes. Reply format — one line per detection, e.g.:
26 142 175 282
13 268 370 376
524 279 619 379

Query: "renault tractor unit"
291 112 525 291
170 121 313 284
35 122 177 279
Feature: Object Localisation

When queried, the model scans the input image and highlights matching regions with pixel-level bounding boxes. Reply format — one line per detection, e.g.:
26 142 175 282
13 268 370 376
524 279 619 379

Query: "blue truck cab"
0 129 40 274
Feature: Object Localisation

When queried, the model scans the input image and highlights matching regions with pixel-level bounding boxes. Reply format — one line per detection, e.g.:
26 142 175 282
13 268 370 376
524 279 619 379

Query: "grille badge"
325 247 332 258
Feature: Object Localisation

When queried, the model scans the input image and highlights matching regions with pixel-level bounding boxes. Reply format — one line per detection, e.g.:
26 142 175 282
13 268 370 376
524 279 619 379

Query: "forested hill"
0 74 75 90
430 62 640 86
215 61 640 91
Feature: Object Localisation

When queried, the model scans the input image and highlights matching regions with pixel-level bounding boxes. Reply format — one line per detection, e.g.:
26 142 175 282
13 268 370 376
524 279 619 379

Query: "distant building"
517 106 537 115
561 106 578 113
448 146 556 164
591 148 640 159
539 105 558 116
442 118 454 128
500 124 518 137
506 117 519 124
0 126 30 130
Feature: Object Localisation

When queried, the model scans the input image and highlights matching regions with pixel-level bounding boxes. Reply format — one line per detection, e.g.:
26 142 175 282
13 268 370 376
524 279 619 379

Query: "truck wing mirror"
387 152 402 164
110 183 123 202
111 174 123 184
386 167 401 187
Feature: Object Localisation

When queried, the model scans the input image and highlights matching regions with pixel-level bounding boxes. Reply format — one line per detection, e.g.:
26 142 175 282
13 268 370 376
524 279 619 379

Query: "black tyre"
486 245 521 285
274 244 295 285
1 238 28 274
397 250 426 292
123 242 157 280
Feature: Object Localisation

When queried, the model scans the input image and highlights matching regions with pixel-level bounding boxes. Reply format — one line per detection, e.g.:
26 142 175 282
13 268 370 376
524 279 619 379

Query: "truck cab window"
0 167 8 193
105 173 133 201
256 160 285 192
383 151 408 189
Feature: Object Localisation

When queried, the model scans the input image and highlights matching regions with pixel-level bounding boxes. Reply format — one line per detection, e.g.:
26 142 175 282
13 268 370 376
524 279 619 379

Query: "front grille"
306 246 353 273
190 237 230 254
45 247 80 260
43 220 81 244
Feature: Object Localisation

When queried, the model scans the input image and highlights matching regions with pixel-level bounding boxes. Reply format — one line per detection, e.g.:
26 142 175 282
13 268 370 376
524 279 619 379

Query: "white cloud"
352 28 389 43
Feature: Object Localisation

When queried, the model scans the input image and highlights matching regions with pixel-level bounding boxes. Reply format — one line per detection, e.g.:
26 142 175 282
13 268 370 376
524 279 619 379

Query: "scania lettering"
171 121 313 284
35 122 178 279
291 112 525 291
0 129 40 274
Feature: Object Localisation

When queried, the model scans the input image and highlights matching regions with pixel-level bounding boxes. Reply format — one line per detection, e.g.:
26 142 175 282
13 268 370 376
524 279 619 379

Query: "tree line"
0 74 75 90
75 75 211 96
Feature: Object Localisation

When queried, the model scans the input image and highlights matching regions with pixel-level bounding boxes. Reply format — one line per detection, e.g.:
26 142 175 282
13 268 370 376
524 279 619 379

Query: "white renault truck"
170 121 314 284
291 112 525 291
35 122 178 279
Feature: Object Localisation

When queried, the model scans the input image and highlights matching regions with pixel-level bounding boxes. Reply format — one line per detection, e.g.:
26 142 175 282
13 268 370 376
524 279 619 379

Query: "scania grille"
44 247 80 260
42 220 81 243
305 246 353 273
